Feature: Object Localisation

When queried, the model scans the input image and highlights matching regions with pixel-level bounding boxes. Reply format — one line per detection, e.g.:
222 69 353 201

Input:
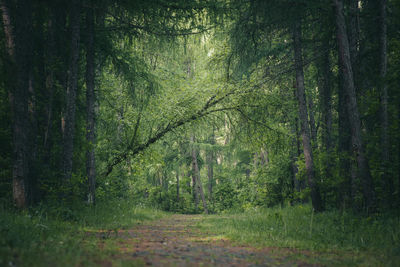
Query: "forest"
1 0 400 266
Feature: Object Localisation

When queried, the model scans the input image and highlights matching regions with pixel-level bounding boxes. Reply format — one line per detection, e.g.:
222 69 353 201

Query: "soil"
95 214 321 267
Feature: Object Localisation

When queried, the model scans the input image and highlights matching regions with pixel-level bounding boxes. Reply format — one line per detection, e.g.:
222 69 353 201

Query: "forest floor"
93 214 336 267
2 203 396 266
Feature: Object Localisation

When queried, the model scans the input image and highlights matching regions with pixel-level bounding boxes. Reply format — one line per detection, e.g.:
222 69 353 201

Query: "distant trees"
0 0 221 208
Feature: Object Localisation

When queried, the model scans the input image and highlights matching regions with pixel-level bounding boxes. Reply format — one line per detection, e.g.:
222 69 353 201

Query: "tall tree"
292 19 323 212
1 0 32 208
191 135 208 214
333 0 376 211
379 0 392 206
63 0 81 184
318 42 334 187
85 2 96 204
348 0 360 82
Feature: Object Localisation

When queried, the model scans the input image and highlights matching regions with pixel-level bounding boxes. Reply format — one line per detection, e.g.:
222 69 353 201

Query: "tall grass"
197 204 400 265
0 199 166 266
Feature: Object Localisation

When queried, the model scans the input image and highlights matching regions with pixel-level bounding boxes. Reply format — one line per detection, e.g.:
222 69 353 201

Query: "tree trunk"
398 104 400 204
290 121 300 195
63 0 81 183
379 0 392 207
43 4 57 157
338 60 355 209
207 131 215 202
307 95 317 149
348 0 359 83
85 4 96 205
333 0 376 211
191 136 199 210
191 135 208 214
1 0 32 208
319 46 333 175
176 169 179 202
292 20 323 212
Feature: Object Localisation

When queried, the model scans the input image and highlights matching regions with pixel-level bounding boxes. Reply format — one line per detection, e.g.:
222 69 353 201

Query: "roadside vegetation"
196 205 400 266
0 200 166 266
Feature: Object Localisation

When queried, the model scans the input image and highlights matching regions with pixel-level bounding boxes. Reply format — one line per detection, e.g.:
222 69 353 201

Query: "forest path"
97 214 318 267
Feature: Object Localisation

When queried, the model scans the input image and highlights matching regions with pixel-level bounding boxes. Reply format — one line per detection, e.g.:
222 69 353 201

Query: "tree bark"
315 38 334 206
307 95 317 149
338 59 355 209
290 120 300 195
43 4 57 156
379 0 392 206
348 0 359 83
86 4 96 204
333 0 376 211
319 46 333 171
1 0 32 208
292 20 323 212
63 0 81 183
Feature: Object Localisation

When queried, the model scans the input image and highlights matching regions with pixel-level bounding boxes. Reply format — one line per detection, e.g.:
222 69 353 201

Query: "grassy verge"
0 199 167 266
196 204 400 266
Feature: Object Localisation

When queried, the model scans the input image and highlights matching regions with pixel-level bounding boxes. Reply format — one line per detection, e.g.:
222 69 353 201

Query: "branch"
103 91 233 177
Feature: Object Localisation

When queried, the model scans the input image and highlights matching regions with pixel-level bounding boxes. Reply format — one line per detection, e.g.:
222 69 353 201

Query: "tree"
292 19 323 212
63 0 81 184
1 0 33 208
379 0 392 206
333 0 376 211
191 135 208 214
85 2 96 204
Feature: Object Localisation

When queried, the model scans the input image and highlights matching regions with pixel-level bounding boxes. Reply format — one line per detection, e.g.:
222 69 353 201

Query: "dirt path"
97 214 319 267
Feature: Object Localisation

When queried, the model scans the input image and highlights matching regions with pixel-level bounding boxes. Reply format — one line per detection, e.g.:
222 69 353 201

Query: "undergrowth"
0 199 166 266
196 204 400 266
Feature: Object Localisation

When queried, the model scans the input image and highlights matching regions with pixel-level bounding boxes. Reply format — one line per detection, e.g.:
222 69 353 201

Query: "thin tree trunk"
379 0 392 207
333 0 376 211
315 39 335 206
191 135 208 214
290 120 300 195
292 19 323 212
293 100 305 192
86 4 96 204
191 136 199 211
207 155 213 201
1 0 32 208
207 131 215 202
192 153 199 212
63 0 81 183
307 95 317 149
176 169 179 202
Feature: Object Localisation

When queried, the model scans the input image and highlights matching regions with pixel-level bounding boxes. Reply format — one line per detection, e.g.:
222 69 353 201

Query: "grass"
2 200 399 266
195 204 400 266
0 199 167 266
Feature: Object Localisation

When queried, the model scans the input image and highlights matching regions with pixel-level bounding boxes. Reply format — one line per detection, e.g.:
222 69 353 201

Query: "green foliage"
213 178 238 212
